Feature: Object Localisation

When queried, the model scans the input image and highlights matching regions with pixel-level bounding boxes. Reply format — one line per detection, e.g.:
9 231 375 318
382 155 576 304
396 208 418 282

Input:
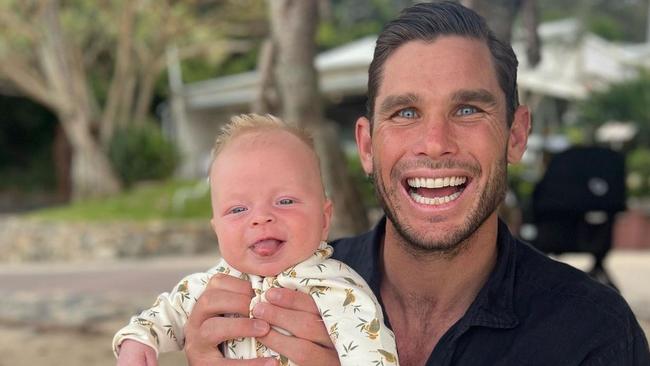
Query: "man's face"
210 130 332 276
356 37 529 254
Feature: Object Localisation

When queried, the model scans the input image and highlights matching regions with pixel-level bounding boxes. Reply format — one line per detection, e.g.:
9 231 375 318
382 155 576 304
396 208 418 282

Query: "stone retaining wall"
0 216 216 262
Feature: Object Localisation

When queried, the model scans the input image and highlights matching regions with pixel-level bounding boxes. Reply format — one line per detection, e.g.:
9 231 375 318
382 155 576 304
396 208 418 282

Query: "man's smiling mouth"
406 176 468 205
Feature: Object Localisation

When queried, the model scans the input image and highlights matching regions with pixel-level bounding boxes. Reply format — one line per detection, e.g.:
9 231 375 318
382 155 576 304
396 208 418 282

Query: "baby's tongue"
251 239 282 256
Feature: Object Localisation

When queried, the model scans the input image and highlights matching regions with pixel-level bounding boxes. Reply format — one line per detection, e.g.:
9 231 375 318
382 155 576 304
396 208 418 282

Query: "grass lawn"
28 180 211 221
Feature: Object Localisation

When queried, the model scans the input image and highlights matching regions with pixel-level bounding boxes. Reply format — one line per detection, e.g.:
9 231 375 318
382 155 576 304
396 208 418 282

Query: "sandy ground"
1 251 648 366
0 320 187 366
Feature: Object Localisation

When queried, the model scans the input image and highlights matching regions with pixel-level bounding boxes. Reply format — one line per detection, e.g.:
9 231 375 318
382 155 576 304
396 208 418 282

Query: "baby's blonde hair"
209 113 318 177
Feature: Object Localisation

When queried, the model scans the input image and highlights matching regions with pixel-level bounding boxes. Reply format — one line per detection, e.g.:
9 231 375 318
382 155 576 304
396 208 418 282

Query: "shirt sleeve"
579 312 650 366
111 269 213 358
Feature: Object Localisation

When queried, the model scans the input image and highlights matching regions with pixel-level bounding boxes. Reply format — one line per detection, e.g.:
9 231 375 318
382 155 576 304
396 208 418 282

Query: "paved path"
0 251 648 366
1 251 649 336
0 255 217 296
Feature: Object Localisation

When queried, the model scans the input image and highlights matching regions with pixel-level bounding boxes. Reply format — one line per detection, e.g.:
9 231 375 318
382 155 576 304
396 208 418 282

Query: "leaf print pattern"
112 241 398 365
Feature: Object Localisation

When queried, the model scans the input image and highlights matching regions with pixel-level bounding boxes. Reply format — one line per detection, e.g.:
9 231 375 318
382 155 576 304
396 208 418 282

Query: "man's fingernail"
253 319 268 332
266 289 280 301
253 303 265 317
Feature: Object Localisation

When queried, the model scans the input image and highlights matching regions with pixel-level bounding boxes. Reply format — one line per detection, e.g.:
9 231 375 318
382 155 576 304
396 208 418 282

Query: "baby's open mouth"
405 176 468 205
250 238 285 257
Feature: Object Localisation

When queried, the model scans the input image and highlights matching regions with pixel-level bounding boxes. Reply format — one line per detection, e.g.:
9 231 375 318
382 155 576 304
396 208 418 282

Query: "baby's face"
210 130 332 276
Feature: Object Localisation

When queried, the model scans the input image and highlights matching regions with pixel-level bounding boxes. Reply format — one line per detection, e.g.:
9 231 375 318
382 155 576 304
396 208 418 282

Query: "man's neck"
379 213 500 364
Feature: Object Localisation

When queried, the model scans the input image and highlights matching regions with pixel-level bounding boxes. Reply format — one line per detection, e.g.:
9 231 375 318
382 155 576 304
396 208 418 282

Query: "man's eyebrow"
451 89 497 105
378 93 419 116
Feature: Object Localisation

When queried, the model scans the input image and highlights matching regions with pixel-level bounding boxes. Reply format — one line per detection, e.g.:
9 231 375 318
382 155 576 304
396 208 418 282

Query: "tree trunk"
133 58 163 125
52 123 72 202
268 0 369 237
251 38 279 115
58 109 121 200
100 0 137 145
40 0 121 199
462 0 521 43
522 0 541 67
463 0 541 67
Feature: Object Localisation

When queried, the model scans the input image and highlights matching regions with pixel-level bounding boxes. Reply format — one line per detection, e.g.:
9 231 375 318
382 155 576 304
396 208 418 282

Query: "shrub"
627 148 650 197
109 124 179 187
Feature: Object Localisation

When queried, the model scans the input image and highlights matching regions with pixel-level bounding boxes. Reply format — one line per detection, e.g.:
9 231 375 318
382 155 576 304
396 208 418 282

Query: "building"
165 19 650 178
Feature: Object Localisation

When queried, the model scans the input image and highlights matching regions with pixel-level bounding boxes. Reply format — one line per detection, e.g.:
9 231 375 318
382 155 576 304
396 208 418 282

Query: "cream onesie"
113 242 399 365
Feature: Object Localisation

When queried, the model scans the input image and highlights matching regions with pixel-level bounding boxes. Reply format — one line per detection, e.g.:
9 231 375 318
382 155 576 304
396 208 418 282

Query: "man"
183 2 650 365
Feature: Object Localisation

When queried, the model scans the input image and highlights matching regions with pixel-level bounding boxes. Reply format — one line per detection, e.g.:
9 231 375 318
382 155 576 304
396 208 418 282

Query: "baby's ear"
210 217 219 238
321 199 334 241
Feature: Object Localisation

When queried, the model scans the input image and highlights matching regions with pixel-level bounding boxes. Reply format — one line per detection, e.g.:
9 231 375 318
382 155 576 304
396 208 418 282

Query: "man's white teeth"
407 176 467 188
410 191 461 205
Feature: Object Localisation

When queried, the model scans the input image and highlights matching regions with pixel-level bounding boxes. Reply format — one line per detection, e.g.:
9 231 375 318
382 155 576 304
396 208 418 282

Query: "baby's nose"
252 214 274 226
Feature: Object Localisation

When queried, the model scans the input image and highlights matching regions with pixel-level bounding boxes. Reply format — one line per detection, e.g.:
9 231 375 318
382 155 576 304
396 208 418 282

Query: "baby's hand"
116 339 157 366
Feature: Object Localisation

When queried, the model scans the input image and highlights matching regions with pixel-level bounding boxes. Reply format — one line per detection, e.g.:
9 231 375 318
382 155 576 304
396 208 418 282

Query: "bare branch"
176 39 253 60
0 57 60 110
0 7 40 42
251 38 278 114
100 0 137 144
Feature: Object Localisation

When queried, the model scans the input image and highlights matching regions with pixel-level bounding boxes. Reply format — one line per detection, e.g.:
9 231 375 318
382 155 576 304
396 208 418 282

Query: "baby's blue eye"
229 206 247 214
278 198 294 205
456 106 478 116
397 108 418 119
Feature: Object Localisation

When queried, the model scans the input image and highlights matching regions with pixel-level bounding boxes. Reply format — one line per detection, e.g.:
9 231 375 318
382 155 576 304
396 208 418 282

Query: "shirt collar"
462 219 519 329
363 217 519 330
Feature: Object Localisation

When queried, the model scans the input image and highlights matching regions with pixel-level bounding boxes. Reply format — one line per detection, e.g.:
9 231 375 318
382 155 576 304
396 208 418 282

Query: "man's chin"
385 202 489 258
399 225 470 256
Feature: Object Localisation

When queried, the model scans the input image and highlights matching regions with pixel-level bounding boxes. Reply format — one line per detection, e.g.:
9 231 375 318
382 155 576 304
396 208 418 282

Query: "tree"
0 0 263 200
267 0 369 237
462 0 541 67
579 72 650 147
0 0 121 199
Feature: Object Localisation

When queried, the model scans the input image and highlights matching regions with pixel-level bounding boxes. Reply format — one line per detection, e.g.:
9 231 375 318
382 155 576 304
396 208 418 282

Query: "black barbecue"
522 146 626 289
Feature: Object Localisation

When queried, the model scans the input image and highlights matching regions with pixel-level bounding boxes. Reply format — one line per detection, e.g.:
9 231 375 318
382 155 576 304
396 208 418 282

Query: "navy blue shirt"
330 218 650 365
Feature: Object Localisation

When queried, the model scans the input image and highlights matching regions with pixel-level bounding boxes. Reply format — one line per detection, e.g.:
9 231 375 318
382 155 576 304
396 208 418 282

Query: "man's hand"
253 288 340 366
183 274 277 366
116 339 157 366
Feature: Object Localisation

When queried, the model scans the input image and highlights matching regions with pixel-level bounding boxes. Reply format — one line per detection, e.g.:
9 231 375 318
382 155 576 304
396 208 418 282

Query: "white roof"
183 19 650 109
514 19 650 100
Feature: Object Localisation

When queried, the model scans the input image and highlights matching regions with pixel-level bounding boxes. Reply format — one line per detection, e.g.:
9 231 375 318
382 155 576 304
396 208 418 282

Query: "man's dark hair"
367 1 519 126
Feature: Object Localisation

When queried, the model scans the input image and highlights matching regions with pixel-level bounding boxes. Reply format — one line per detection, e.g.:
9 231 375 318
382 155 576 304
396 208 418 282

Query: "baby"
113 114 398 365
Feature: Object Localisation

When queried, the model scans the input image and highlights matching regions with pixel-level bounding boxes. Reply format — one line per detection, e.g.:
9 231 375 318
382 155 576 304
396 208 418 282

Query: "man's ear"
321 199 334 241
507 106 531 164
355 116 374 175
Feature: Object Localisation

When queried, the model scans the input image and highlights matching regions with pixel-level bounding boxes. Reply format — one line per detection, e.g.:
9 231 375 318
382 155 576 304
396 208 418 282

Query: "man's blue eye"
230 206 247 214
278 198 294 205
397 108 418 118
457 106 478 116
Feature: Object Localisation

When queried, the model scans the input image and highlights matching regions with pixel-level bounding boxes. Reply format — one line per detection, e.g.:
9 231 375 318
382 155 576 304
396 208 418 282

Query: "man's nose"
412 118 458 158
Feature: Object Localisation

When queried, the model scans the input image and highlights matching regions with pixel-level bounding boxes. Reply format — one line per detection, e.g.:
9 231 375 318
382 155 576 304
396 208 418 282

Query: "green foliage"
579 72 650 145
587 15 625 41
316 0 408 50
507 163 535 205
317 20 382 50
0 96 57 190
28 180 211 221
0 149 56 191
627 148 650 197
538 0 649 42
346 153 378 209
108 123 180 187
213 48 260 77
